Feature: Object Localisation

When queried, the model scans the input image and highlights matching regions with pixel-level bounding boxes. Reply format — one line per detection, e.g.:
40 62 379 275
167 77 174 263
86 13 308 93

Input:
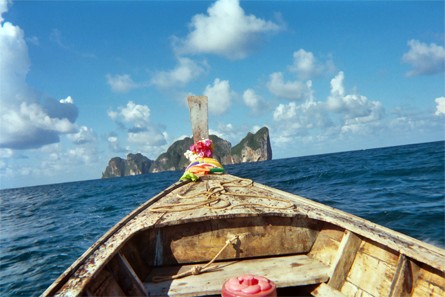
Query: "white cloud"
273 97 325 129
267 50 334 100
173 0 282 59
210 123 234 139
289 49 335 79
1 101 78 149
151 57 208 89
128 129 168 147
0 7 80 150
204 78 232 114
273 102 297 121
0 0 10 24
243 88 267 112
108 101 167 151
106 74 138 93
0 21 30 102
67 146 97 163
67 126 96 145
39 143 99 175
435 97 445 116
267 72 312 100
107 135 126 153
271 70 386 149
59 96 73 104
402 39 445 76
327 72 383 118
109 101 150 128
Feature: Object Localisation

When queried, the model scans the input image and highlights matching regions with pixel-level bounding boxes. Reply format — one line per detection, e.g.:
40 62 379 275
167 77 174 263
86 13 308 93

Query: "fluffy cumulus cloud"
173 0 282 59
273 97 326 128
108 101 150 128
435 97 445 116
108 101 167 148
242 88 267 113
0 4 82 150
326 72 384 133
150 57 209 89
271 69 385 147
289 49 335 80
267 49 335 101
402 39 445 76
204 78 232 115
267 72 312 100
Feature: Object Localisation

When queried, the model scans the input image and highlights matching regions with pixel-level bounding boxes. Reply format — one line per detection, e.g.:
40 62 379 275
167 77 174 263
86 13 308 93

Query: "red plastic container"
221 274 277 297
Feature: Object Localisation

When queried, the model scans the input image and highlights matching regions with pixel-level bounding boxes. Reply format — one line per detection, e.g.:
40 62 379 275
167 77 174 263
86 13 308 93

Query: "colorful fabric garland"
180 139 224 181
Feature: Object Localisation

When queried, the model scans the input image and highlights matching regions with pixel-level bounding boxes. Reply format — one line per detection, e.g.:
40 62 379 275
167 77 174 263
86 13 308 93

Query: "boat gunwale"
41 178 191 296
251 179 445 273
43 174 445 296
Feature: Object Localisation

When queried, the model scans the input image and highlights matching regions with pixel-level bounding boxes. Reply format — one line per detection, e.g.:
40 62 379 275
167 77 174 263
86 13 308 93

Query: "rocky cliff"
102 153 153 178
231 127 272 163
102 127 272 178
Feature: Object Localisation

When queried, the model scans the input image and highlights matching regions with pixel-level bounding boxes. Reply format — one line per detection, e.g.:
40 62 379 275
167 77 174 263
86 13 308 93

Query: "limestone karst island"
102 127 272 178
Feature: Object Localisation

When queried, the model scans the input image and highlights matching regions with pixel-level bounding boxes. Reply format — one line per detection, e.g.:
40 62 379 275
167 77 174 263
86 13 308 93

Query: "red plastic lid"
222 274 277 297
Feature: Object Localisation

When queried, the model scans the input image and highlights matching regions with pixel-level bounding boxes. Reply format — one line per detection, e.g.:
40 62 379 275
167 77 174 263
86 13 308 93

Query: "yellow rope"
152 234 243 282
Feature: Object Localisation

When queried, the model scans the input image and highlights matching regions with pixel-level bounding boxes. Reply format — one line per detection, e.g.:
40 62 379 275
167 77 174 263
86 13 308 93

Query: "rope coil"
148 177 295 213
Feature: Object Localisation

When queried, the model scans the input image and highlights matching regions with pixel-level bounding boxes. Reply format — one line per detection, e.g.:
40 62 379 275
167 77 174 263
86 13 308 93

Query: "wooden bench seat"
144 254 330 297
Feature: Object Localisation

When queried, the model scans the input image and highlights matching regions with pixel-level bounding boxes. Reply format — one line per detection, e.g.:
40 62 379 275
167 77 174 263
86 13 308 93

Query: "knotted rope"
148 177 295 213
152 234 245 282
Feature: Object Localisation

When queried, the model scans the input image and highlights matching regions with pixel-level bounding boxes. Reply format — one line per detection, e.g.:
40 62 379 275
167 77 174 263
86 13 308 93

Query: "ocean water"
1 141 444 296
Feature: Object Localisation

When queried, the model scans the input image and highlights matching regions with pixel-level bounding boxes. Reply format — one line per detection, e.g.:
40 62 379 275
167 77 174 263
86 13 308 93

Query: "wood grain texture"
145 254 330 297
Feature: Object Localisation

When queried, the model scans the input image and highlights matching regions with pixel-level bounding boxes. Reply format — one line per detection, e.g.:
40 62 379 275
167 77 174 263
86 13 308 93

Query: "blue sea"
1 141 444 296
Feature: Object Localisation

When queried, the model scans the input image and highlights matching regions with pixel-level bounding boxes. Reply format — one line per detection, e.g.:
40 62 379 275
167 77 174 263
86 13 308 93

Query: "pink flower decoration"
189 139 213 158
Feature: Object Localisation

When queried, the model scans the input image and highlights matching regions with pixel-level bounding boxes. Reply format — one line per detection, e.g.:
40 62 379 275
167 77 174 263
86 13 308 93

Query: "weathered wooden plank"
328 230 362 290
145 254 330 297
417 263 445 285
341 280 374 297
312 283 346 297
187 95 208 142
309 223 344 266
411 264 445 297
157 216 320 264
119 233 152 281
346 248 396 296
412 278 445 297
86 269 126 296
116 253 148 296
389 254 419 297
360 237 399 266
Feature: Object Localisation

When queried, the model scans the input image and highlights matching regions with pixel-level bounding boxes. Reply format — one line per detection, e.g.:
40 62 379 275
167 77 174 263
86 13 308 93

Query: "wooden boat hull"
43 174 445 297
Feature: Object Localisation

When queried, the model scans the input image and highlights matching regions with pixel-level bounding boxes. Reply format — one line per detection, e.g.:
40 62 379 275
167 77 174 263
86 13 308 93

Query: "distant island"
102 127 272 178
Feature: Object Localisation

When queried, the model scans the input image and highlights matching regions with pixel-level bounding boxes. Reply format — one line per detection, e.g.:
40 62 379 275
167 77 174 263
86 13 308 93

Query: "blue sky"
1 0 444 189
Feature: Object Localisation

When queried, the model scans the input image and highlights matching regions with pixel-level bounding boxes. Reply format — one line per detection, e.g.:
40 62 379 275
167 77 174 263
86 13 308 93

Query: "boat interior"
83 214 444 297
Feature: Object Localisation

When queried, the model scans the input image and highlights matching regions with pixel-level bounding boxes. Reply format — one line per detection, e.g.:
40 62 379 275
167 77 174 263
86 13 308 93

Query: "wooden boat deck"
145 254 330 297
43 174 445 297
